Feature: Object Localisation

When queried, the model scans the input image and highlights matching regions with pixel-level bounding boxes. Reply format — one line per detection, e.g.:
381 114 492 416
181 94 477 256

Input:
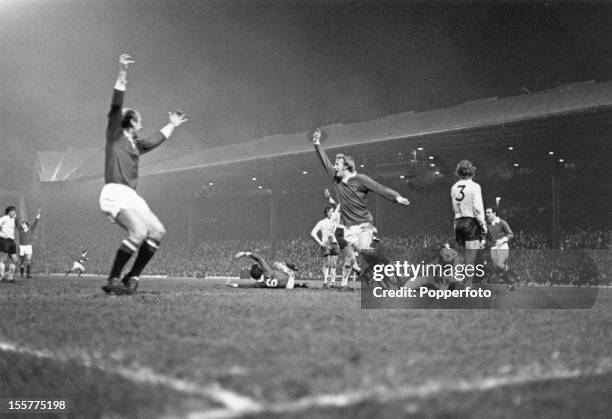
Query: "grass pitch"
0 276 611 418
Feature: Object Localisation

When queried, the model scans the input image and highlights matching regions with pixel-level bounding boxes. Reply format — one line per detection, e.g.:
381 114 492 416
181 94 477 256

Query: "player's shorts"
334 227 348 250
320 242 340 257
0 238 17 255
71 261 85 272
344 222 375 251
490 243 509 269
454 217 482 246
99 183 151 221
19 245 33 257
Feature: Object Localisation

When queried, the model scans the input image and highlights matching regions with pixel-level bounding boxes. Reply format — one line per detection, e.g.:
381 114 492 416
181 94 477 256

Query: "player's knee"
149 223 166 241
128 228 148 245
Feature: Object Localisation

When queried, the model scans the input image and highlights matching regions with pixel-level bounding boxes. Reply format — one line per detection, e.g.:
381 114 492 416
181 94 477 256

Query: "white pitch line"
0 340 261 413
186 357 612 419
3 340 611 419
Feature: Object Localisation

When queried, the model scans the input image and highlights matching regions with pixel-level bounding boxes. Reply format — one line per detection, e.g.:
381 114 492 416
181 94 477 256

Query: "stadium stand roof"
37 80 612 188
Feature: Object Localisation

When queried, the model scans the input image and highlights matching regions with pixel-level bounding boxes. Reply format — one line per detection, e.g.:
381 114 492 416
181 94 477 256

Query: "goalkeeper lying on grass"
229 251 308 289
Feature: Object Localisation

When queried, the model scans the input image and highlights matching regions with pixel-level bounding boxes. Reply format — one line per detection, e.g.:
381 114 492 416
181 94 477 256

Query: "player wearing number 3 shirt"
230 251 308 289
450 160 487 286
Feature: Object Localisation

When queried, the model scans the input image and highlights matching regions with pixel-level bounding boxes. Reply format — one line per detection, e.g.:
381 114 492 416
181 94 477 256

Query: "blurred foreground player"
18 208 41 278
100 53 188 295
312 128 410 290
65 250 88 277
230 251 308 289
450 160 487 287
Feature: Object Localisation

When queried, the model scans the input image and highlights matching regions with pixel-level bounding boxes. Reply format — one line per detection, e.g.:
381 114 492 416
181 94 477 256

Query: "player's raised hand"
312 128 322 145
168 110 188 127
324 188 331 199
118 54 134 70
396 196 410 206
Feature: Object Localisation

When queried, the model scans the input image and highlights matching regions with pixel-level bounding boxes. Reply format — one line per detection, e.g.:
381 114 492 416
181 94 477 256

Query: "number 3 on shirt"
455 185 465 201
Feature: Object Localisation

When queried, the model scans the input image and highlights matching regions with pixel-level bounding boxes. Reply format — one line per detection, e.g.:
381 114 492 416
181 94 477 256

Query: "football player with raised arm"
311 128 410 290
100 53 188 295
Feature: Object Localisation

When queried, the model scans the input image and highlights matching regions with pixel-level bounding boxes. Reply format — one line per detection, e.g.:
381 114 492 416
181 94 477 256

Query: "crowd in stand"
31 220 611 286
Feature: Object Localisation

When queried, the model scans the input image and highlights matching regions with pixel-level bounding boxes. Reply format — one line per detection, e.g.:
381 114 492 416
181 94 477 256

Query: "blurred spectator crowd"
31 222 611 286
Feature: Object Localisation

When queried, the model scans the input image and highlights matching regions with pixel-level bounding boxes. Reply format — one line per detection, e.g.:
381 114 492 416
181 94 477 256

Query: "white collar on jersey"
123 130 138 148
342 171 357 183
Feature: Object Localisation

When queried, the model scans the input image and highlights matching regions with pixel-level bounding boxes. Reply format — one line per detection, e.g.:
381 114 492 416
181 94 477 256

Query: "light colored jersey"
0 216 17 240
450 179 485 223
311 218 338 244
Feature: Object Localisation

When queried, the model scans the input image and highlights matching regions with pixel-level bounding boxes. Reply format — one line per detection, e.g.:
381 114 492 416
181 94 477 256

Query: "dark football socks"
124 238 160 281
109 239 138 279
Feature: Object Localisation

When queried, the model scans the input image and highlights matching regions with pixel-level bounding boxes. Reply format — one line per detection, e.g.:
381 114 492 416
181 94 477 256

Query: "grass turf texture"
0 277 611 418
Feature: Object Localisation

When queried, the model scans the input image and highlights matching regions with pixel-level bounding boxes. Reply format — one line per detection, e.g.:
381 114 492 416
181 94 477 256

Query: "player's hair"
455 160 477 179
335 154 355 172
286 263 298 271
324 205 335 215
486 207 503 218
5 205 16 215
121 108 140 129
249 264 263 280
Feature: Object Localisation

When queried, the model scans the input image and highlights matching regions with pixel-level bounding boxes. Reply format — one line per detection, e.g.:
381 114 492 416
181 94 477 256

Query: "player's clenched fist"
312 128 322 145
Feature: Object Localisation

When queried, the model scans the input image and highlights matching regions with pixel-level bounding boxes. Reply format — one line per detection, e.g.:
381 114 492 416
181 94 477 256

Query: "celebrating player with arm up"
100 53 188 295
311 128 410 290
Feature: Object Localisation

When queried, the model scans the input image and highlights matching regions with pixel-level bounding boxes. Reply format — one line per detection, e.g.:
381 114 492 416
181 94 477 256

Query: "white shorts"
72 262 85 271
344 222 375 251
490 243 509 269
19 245 33 257
99 183 151 221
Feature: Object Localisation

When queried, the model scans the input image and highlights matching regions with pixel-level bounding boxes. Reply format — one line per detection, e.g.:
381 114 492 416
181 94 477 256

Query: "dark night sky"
1 0 612 159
